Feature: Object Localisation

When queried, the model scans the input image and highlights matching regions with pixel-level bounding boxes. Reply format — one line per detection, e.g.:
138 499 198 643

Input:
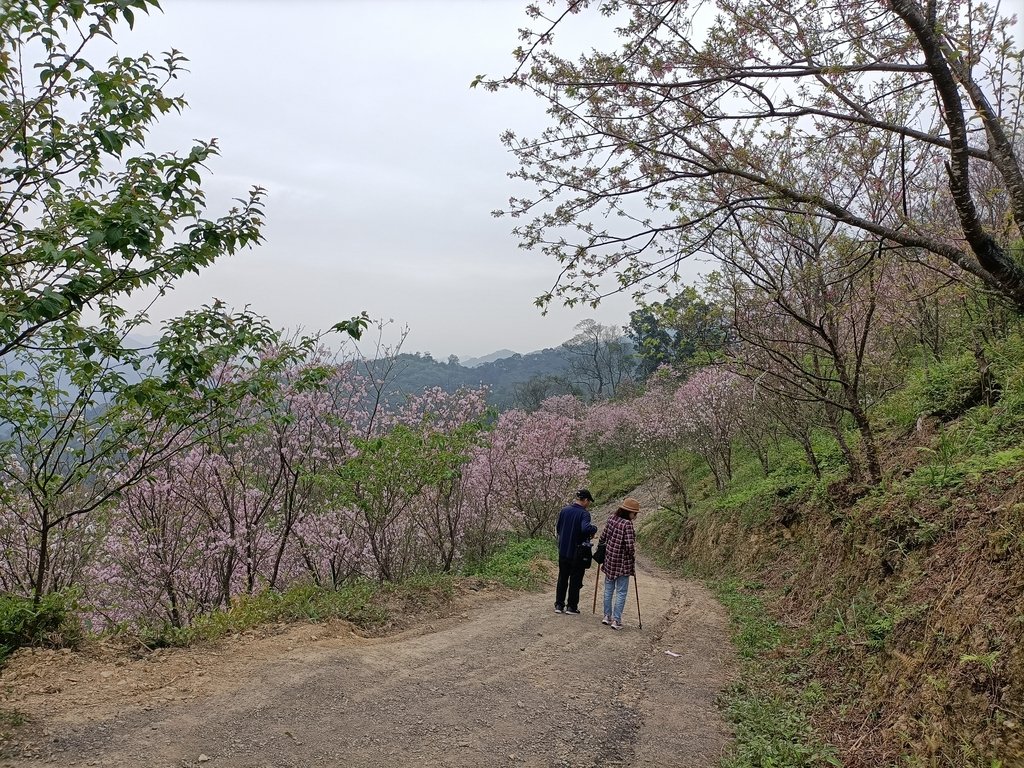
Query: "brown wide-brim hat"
617 497 640 514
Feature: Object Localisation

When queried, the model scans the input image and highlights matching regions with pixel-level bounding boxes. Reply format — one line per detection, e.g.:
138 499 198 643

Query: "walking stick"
592 567 600 613
633 574 642 629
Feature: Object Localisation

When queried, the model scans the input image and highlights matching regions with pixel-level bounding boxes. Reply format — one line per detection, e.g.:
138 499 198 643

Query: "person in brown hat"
598 497 640 630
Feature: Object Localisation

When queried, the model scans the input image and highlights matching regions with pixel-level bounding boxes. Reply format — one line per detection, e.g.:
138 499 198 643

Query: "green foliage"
635 504 693 566
872 507 948 555
586 459 651 503
331 312 371 341
713 481 779 524
713 580 840 768
713 580 783 659
137 581 386 648
987 329 1024 381
0 709 25 728
813 577 931 656
723 692 842 768
626 285 729 378
906 447 1024 490
0 0 266 358
912 425 961 486
961 389 1024 452
960 651 1000 673
0 590 81 664
0 706 27 741
861 608 896 651
714 469 813 527
885 332 1024 456
900 352 981 421
463 537 557 590
874 387 927 434
322 419 486 580
698 438 819 527
808 432 852 476
383 571 456 601
337 423 479 513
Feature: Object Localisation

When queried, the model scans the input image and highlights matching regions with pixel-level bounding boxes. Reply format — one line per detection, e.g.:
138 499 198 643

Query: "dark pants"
555 556 587 611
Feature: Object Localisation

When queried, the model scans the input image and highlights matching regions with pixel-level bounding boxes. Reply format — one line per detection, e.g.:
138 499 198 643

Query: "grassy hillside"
601 335 1024 767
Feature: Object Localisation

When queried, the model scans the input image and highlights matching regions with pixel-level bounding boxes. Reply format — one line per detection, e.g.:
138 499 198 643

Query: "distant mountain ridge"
459 349 517 368
364 345 575 409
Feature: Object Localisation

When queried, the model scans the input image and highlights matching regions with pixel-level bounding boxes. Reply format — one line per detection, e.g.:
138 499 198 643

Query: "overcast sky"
110 0 685 359
115 1 1022 360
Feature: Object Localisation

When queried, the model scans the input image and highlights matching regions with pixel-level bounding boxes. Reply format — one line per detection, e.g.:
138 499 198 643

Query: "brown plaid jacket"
599 515 635 579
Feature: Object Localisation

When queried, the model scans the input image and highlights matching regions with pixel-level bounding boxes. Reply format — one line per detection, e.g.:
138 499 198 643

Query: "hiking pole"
592 568 600 614
633 574 642 629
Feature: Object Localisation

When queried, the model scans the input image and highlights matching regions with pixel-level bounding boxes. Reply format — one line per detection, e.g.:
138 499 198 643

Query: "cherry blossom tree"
465 407 588 537
708 209 904 483
675 367 754 489
88 446 231 630
488 0 1024 310
87 355 372 628
290 506 370 589
0 305 307 604
577 398 640 465
625 366 696 505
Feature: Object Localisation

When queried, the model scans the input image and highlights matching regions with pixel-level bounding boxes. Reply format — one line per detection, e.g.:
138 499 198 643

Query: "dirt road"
0 562 735 768
0 564 736 767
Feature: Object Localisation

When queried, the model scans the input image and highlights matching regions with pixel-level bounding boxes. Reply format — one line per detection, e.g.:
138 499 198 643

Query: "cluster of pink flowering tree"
5 352 592 633
463 406 589 539
0 304 322 606
625 368 690 496
74 345 370 629
81 367 501 629
0 1 596 636
572 365 758 495
673 369 755 490
577 399 643 465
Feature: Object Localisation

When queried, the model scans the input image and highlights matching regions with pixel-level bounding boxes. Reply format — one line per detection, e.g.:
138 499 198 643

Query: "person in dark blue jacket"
554 489 598 614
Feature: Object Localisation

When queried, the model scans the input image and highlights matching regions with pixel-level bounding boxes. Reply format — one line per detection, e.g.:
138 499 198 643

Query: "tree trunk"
31 516 50 606
799 435 822 480
848 400 882 484
824 403 861 480
166 578 182 629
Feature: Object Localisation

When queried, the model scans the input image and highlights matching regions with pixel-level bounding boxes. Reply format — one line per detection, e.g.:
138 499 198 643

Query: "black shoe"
564 607 581 615
554 605 564 614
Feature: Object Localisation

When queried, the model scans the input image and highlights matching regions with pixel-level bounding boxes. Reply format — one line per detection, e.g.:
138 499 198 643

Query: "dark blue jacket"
556 502 597 559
